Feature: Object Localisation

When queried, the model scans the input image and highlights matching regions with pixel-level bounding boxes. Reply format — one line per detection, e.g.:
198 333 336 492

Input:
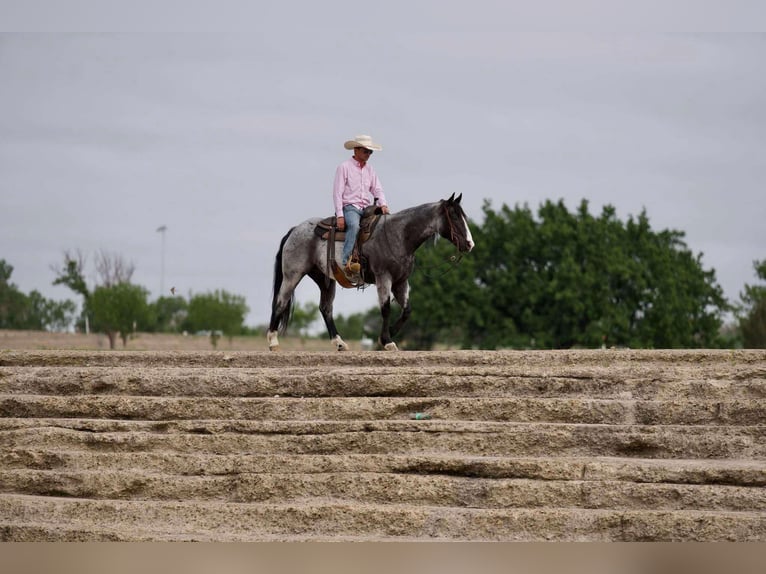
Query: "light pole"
156 225 167 296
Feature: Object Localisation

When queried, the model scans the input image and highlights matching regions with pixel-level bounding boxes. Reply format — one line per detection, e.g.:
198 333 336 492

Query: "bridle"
442 202 463 247
374 200 467 280
414 203 466 279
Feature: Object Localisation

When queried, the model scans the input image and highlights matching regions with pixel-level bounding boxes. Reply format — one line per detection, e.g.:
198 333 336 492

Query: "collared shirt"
333 157 387 218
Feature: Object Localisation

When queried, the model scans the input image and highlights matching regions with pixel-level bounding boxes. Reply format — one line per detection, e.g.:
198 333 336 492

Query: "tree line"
1 251 249 349
0 260 76 332
2 199 765 349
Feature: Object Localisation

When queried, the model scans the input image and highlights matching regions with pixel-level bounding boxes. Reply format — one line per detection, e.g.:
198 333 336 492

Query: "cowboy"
333 134 390 276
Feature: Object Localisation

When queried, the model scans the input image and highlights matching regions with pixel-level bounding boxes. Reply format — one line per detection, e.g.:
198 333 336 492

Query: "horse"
267 193 475 351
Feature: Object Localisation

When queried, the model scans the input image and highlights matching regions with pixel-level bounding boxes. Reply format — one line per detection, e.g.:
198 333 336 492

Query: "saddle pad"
315 227 347 241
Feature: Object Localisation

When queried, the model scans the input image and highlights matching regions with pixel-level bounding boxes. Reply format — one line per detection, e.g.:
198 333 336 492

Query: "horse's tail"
271 227 295 335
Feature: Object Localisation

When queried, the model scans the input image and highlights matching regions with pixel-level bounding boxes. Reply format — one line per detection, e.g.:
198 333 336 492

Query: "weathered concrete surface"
0 348 764 541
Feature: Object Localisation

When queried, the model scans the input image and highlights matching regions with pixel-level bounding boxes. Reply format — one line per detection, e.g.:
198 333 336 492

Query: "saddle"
313 204 384 242
313 205 385 288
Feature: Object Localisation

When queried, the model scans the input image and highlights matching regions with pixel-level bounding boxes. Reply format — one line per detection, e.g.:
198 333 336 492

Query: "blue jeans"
341 205 362 266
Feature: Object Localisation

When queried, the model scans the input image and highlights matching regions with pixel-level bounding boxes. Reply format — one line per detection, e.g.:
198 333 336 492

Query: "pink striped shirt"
333 157 387 218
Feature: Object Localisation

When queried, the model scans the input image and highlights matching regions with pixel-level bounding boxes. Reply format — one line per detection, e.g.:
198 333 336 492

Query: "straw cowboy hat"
343 134 383 151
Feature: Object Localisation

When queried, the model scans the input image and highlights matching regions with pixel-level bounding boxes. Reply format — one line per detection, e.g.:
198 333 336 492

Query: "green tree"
184 290 249 345
51 250 90 300
90 283 151 349
22 290 77 331
738 259 766 348
332 307 385 344
334 310 368 341
52 250 92 332
52 250 145 343
150 295 188 333
406 199 728 349
1 259 77 331
333 312 364 341
0 260 28 328
287 301 320 338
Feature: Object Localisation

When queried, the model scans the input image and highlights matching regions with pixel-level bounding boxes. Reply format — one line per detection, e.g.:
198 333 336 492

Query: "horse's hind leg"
267 270 303 351
308 268 348 351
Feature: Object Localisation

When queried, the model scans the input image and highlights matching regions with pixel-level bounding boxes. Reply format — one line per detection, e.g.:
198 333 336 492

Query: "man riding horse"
267 134 474 352
334 135 390 280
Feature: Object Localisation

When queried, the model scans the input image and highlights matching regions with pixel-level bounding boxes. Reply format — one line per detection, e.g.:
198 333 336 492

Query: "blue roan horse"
267 193 474 351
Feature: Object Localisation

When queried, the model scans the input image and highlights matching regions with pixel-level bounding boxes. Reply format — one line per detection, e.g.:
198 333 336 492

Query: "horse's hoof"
267 331 280 351
383 342 399 351
333 336 349 351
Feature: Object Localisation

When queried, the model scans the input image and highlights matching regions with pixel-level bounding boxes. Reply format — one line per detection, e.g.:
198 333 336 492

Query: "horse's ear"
447 193 455 203
455 193 463 204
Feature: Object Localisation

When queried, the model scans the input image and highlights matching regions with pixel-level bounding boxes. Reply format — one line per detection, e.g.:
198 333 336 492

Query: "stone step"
2 348 764 541
2 365 765 399
1 394 764 425
4 450 765 486
1 349 764 369
2 468 765 512
1 494 764 541
2 419 765 459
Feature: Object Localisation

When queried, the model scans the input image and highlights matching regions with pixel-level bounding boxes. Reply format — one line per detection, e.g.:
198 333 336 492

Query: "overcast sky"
1 29 764 330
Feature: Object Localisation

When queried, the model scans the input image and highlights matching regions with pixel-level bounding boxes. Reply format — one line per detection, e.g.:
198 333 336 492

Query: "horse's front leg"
389 280 411 339
376 275 398 351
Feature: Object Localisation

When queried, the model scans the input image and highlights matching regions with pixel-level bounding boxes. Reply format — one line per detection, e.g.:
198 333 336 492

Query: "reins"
415 249 463 279
376 200 467 280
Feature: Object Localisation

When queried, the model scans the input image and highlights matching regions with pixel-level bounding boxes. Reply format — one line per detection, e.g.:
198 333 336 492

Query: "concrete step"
2 419 765 459
1 494 764 541
3 449 765 485
2 364 765 399
1 348 764 541
1 394 764 424
2 349 764 369
2 468 765 512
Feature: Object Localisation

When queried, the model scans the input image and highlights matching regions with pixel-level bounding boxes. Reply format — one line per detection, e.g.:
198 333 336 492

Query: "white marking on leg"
267 330 280 350
377 275 393 307
332 335 349 351
395 282 410 308
384 342 399 351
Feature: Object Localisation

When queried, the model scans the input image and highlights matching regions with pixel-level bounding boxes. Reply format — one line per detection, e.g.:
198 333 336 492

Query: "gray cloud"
1 32 764 330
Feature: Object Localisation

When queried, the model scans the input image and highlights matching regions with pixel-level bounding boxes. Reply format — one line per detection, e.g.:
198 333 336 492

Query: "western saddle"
313 204 385 288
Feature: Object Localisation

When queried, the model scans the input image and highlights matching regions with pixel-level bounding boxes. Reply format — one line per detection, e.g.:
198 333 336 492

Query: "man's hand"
381 205 390 215
337 216 345 231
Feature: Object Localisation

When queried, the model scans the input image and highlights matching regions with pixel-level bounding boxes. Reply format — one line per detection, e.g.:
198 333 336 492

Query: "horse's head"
440 193 475 252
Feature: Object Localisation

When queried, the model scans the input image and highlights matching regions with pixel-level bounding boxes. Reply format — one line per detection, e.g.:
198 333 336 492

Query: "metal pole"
156 225 167 296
